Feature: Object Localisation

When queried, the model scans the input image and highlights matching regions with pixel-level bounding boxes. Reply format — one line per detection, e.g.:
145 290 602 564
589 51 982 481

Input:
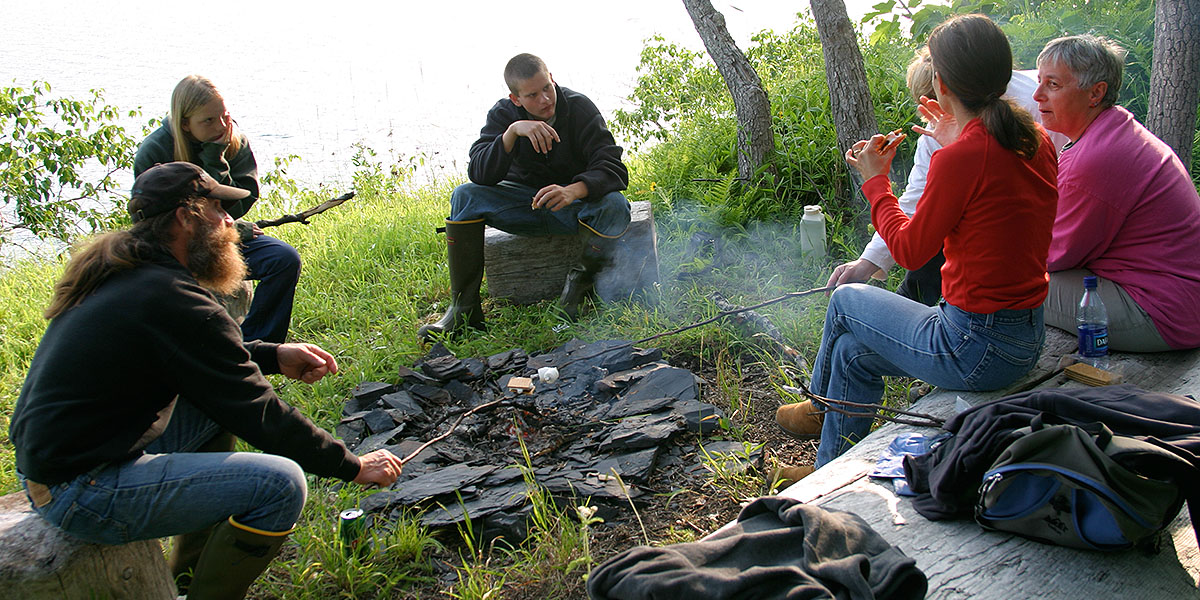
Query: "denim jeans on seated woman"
24 398 306 545
812 284 1044 468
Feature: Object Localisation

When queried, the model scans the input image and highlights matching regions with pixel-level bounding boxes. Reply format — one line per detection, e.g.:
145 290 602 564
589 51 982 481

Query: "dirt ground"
504 352 819 600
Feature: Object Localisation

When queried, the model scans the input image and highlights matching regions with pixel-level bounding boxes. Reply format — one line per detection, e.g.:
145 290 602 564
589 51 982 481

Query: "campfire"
337 338 757 542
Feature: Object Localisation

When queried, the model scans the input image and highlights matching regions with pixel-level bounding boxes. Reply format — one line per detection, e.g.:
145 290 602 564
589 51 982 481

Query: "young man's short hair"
504 53 549 94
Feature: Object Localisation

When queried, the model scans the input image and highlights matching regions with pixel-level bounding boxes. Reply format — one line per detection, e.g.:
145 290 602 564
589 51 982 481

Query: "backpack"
974 414 1188 551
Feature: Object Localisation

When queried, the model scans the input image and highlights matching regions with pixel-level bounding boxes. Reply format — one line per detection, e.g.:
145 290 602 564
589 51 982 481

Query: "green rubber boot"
560 230 620 320
418 220 486 339
186 517 290 600
167 431 237 596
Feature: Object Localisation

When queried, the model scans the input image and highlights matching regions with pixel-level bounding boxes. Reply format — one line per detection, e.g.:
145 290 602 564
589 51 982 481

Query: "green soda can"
339 508 366 556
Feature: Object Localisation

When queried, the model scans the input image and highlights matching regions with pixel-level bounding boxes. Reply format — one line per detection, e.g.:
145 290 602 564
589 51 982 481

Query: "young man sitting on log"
419 53 632 339
9 162 403 599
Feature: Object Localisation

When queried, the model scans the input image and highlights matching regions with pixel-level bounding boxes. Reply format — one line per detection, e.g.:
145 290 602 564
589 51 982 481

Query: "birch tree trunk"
1146 0 1200 172
682 0 776 182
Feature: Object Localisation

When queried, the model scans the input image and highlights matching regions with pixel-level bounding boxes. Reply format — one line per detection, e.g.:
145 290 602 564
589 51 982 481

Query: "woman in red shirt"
776 14 1059 468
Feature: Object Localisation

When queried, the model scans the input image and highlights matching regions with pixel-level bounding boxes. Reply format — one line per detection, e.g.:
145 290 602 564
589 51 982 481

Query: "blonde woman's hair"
168 75 243 163
906 46 936 104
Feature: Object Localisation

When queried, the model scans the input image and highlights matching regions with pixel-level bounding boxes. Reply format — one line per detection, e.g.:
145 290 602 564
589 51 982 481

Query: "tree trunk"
810 0 878 158
810 0 879 219
1146 0 1200 172
682 0 776 182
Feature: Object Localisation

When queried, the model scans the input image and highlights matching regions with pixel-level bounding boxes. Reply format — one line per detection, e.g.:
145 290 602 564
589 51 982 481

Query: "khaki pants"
1044 269 1170 352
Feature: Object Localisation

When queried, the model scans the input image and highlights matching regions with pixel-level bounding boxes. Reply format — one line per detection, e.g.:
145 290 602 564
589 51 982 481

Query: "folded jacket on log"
903 385 1200 539
586 496 928 600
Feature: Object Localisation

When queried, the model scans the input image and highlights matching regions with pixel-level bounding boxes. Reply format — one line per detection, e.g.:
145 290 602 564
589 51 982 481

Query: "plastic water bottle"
1076 275 1109 368
799 205 826 258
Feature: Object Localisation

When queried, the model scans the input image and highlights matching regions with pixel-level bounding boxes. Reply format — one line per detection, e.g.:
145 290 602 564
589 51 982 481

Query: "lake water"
2 1 881 260
3 0 879 187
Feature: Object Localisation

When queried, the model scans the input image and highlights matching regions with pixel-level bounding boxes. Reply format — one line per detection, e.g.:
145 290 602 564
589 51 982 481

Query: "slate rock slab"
443 380 480 407
363 409 397 434
357 424 407 454
486 348 528 373
691 440 764 477
671 399 724 434
360 464 499 513
587 447 661 483
420 481 529 528
397 364 439 386
598 413 685 451
409 383 451 404
380 390 424 416
347 381 395 414
541 471 643 501
618 365 700 404
593 396 676 420
336 418 367 447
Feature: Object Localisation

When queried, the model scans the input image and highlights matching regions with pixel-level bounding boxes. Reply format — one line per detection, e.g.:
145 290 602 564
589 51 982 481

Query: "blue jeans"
812 284 1044 467
241 234 301 343
22 398 307 544
449 181 631 238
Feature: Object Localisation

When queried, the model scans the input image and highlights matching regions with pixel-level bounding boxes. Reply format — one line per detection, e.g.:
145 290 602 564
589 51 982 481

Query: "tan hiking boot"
769 464 815 490
776 400 824 439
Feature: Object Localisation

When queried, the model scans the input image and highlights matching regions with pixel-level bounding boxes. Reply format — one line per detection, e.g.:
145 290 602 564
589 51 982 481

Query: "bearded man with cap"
9 162 403 600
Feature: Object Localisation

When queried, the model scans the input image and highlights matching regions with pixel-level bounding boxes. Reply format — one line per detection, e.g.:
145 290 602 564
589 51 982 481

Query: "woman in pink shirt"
1036 35 1200 351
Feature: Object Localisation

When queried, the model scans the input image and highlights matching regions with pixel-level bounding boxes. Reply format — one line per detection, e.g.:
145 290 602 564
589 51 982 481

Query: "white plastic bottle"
799 205 826 258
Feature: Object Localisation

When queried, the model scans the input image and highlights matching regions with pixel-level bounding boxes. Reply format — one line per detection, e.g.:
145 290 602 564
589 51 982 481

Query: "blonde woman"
134 75 300 343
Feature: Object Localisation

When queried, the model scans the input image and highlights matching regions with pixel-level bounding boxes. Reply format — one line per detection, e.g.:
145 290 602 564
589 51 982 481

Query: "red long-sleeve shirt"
863 119 1058 314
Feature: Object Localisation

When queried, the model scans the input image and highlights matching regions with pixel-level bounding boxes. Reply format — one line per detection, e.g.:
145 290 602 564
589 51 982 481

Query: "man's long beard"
186 217 247 295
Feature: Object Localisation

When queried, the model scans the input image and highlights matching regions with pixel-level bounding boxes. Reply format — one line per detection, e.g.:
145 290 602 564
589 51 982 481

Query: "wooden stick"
398 398 505 466
254 191 355 229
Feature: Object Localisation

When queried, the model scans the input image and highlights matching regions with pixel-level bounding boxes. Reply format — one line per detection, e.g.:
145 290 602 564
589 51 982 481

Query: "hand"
913 96 961 147
845 134 895 181
276 343 339 384
250 223 263 238
218 112 233 145
508 120 560 154
353 449 404 487
532 182 585 211
827 258 885 290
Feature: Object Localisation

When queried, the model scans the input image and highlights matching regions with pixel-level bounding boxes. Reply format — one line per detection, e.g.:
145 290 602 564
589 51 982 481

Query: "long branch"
255 191 355 228
398 398 506 466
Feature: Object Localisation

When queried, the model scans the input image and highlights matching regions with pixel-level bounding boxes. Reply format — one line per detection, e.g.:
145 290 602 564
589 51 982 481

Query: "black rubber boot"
167 431 236 595
418 221 486 340
559 231 619 321
186 517 289 600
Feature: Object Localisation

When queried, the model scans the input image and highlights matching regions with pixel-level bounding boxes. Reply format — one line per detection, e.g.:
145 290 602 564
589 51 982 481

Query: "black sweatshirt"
134 125 260 219
10 250 359 485
467 85 628 199
587 496 928 600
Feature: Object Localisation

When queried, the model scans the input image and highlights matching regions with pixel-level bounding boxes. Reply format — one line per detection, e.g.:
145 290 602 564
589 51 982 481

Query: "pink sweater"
1047 106 1200 349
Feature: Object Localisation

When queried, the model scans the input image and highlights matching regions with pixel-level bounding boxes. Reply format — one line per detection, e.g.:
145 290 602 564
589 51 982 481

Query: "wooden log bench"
755 328 1200 597
483 200 660 304
0 492 175 599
